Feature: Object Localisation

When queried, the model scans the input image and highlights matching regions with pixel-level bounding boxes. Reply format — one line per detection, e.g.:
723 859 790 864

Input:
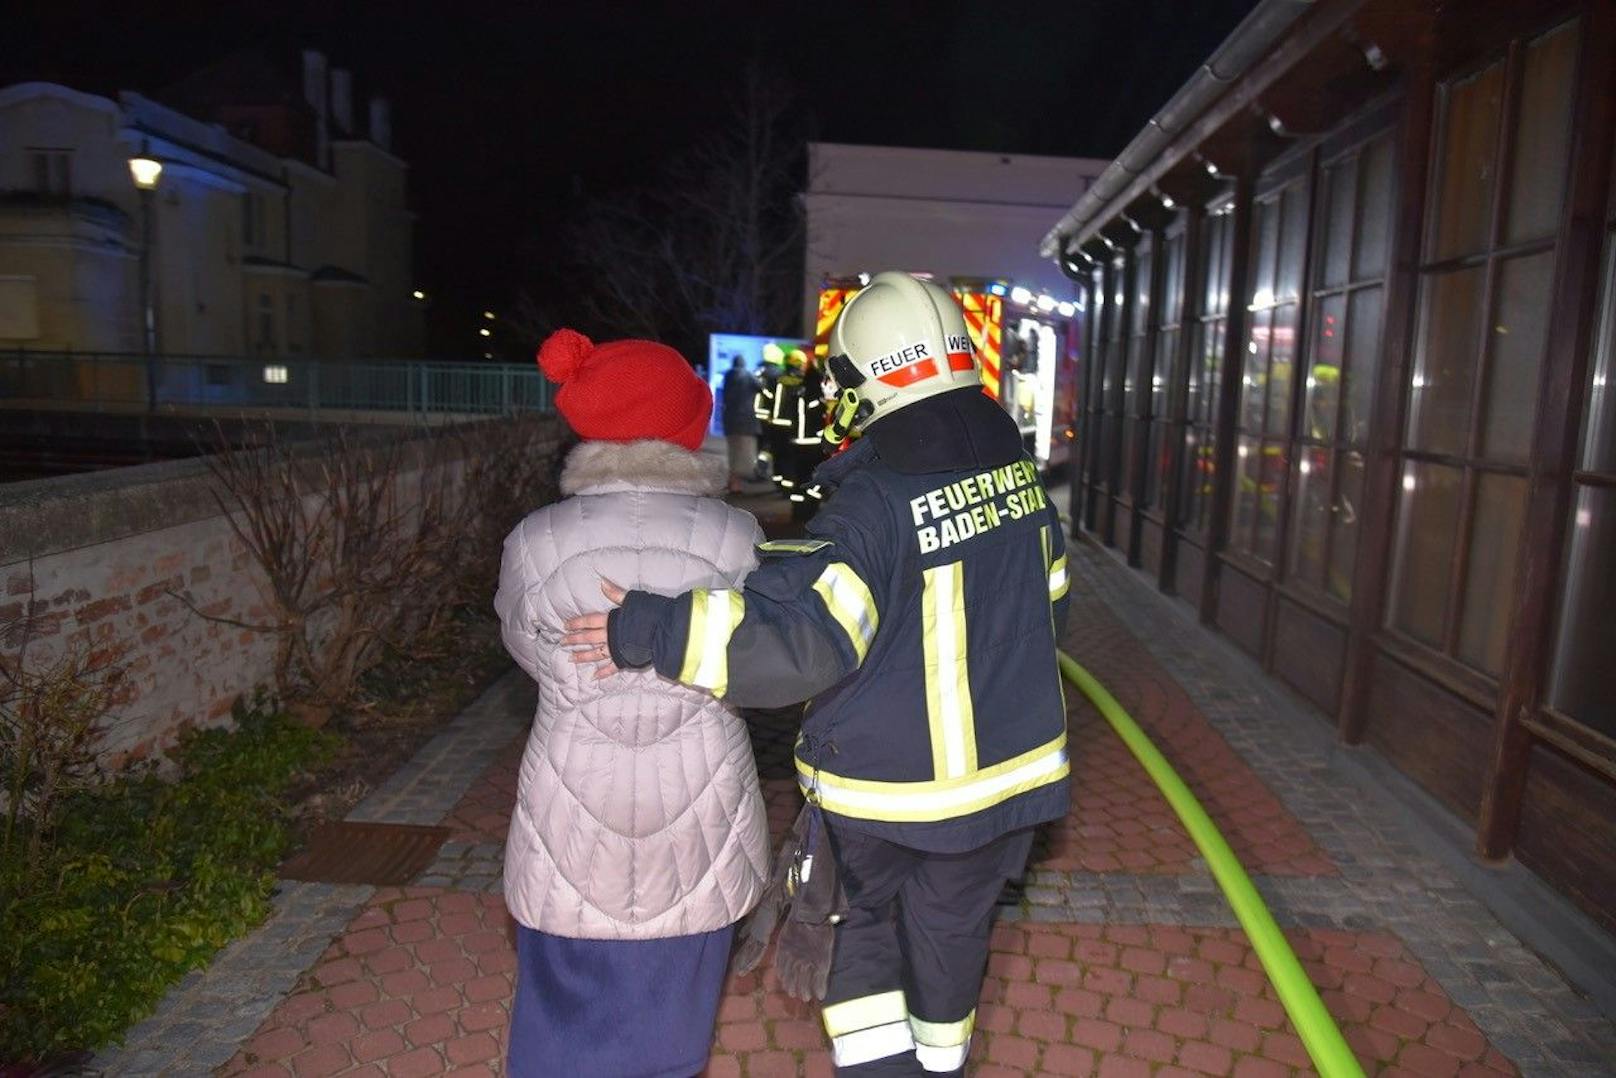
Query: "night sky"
10 1 1257 348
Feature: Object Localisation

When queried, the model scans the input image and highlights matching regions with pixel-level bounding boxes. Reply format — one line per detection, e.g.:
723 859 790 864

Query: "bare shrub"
448 414 564 607
0 573 122 875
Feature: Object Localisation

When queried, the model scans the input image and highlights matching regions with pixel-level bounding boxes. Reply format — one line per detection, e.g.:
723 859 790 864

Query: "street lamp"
129 148 163 409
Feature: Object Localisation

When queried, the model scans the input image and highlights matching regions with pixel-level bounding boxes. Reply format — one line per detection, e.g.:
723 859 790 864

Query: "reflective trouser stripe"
677 589 744 696
813 562 879 664
910 1009 974 1071
915 1040 971 1072
1049 554 1069 600
922 562 976 779
830 1021 917 1068
822 989 908 1037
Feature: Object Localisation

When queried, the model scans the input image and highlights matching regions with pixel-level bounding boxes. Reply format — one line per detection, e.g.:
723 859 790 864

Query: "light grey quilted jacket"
494 439 769 939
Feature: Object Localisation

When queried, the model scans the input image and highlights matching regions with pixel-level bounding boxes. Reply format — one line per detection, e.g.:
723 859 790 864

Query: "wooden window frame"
1387 23 1577 683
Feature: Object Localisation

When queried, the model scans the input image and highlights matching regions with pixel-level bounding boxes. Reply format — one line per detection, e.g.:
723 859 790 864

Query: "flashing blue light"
988 282 1008 296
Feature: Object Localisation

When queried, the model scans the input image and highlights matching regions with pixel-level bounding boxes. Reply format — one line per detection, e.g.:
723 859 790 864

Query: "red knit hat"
536 328 711 451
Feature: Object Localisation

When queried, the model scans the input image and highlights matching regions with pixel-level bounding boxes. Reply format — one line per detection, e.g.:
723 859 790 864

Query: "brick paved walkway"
88 520 1616 1076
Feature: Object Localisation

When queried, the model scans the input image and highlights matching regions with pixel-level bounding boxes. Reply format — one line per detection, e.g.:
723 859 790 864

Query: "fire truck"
812 275 1080 470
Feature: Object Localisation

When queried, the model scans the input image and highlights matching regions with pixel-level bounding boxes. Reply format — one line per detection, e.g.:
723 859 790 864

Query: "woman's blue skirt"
506 922 735 1078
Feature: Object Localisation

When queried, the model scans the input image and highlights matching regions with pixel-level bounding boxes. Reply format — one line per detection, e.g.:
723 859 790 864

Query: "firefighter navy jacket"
610 389 1073 853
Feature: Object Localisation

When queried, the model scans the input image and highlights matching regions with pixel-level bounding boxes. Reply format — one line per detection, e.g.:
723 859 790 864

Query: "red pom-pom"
537 328 593 383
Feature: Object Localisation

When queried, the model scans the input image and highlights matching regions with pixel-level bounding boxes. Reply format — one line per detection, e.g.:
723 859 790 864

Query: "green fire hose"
1057 651 1364 1078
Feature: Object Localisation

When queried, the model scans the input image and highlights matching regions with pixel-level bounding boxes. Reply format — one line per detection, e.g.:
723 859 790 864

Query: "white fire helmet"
824 272 981 438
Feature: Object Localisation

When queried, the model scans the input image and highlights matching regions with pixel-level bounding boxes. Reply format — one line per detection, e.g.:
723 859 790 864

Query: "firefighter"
756 343 789 485
563 271 1072 1077
783 347 829 518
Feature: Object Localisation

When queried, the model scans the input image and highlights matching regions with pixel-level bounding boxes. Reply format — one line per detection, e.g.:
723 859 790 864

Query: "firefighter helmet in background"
825 271 981 438
786 347 809 372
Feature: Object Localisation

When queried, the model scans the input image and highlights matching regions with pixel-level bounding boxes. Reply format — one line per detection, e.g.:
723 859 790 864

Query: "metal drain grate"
279 820 453 886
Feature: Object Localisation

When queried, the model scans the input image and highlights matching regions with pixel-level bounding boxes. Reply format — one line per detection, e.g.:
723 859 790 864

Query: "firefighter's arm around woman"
562 475 895 708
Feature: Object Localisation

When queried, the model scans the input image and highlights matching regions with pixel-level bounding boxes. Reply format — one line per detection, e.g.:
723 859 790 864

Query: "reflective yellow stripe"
831 1022 916 1068
813 562 879 664
822 989 909 1037
910 1009 975 1048
1042 525 1069 601
796 733 1069 823
758 538 832 555
922 562 976 779
921 568 948 779
678 589 744 696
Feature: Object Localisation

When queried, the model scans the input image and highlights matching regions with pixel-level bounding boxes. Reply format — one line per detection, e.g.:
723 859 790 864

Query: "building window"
1389 18 1580 677
243 193 266 249
1546 131 1616 739
257 292 275 353
1180 204 1236 536
29 149 71 196
1099 254 1131 499
1122 240 1154 504
263 365 289 384
1229 178 1308 567
1287 132 1395 603
1145 227 1186 511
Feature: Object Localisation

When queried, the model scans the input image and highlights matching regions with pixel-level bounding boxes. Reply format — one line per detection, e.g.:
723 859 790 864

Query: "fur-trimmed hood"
559 439 728 497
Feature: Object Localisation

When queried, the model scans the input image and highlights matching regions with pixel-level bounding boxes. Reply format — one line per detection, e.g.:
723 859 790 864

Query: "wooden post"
1339 59 1439 745
1477 3 1616 859
1199 168 1257 626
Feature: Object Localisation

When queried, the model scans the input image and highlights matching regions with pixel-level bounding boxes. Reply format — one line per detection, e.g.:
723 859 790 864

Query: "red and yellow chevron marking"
814 288 855 359
957 290 1003 399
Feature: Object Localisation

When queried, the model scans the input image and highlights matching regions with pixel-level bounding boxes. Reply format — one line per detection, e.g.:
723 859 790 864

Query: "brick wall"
0 420 557 768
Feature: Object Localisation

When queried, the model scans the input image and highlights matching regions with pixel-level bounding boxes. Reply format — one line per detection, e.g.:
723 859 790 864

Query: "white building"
801 142 1109 331
0 50 421 360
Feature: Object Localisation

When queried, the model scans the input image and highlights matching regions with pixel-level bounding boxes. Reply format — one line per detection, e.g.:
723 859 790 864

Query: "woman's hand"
562 579 627 680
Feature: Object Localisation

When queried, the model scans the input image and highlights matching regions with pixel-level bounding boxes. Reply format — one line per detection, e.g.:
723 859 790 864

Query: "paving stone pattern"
79 540 1616 1077
1064 543 1616 1075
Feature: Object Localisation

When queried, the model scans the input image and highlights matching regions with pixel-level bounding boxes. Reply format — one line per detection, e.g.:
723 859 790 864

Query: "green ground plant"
0 696 338 1064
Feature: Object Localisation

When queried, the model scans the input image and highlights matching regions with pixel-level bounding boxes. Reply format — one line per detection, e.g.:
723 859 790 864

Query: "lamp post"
128 150 163 409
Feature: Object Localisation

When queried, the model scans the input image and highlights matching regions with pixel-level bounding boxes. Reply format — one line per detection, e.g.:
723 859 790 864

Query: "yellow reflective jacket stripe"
813 562 879 664
796 733 1069 823
677 589 745 697
922 562 976 779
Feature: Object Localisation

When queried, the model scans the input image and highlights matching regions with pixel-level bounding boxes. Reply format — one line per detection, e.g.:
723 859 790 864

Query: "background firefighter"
563 272 1072 1077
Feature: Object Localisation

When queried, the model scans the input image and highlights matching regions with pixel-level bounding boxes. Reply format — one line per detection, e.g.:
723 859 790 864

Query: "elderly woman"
494 328 768 1078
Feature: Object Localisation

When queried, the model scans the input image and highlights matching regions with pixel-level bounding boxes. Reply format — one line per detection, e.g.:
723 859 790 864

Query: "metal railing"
0 350 554 418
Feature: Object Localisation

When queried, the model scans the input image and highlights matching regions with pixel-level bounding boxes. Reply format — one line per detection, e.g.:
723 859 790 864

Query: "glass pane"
1253 197 1280 306
1240 310 1270 432
1205 214 1231 316
1549 486 1616 737
1432 61 1505 260
1232 436 1262 552
1120 416 1137 496
1278 184 1308 302
1505 20 1579 246
1180 429 1203 528
1329 450 1366 603
1289 448 1331 587
1267 305 1296 437
1154 329 1176 417
1390 461 1463 647
1254 439 1287 564
1186 324 1205 423
1306 294 1346 443
1133 249 1153 336
1578 243 1615 472
1322 160 1355 289
1099 414 1116 491
1144 422 1166 508
1355 136 1395 281
1482 251 1555 462
1410 266 1486 455
1203 318 1224 422
1457 472 1529 676
1162 233 1185 326
1344 287 1384 447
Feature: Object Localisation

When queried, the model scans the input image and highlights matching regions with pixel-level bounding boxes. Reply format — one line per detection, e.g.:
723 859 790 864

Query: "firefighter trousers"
819 822 1036 1077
